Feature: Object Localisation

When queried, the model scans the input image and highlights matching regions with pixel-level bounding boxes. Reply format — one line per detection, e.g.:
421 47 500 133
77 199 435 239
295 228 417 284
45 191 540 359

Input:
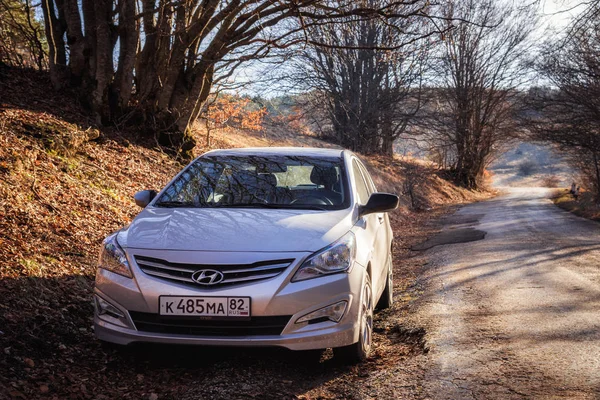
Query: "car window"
352 160 370 205
155 155 350 210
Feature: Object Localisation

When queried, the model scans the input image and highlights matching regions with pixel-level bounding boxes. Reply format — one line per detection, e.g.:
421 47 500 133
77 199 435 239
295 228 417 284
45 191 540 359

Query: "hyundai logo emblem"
191 269 224 285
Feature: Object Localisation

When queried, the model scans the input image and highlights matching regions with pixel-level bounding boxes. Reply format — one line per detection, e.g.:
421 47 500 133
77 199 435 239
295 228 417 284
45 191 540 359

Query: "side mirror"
359 193 399 217
134 190 157 208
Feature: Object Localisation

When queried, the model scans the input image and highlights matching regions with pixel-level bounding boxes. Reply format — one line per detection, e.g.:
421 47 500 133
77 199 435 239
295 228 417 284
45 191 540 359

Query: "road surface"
417 187 600 399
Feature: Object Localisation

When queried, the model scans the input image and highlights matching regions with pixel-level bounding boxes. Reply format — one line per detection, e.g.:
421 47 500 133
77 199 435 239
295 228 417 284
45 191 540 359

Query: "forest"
0 0 598 193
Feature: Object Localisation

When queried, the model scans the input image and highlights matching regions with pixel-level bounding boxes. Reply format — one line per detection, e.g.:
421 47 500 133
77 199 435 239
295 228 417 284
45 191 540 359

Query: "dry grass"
552 189 600 221
0 65 493 399
0 107 181 280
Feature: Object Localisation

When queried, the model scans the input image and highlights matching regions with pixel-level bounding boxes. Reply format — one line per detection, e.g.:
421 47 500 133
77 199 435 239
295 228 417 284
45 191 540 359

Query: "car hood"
118 207 355 252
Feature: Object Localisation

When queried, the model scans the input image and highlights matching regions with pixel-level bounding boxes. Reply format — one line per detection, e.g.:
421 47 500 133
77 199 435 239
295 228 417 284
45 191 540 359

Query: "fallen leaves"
0 66 492 400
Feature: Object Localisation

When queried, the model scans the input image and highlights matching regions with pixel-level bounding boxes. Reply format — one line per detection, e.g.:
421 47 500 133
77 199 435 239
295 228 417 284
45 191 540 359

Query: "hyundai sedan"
94 147 399 362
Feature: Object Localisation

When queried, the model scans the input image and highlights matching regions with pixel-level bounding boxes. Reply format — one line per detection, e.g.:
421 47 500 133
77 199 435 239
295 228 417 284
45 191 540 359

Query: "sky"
540 0 586 30
229 0 590 98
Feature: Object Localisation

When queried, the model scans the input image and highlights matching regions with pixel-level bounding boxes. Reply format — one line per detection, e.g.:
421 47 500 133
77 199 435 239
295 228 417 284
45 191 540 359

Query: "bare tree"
0 0 47 70
290 0 432 156
526 2 600 198
423 0 537 188
39 0 441 160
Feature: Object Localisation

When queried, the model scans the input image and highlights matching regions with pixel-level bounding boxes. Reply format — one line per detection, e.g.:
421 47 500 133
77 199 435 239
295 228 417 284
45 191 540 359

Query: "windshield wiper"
211 203 280 209
211 203 328 211
284 205 328 211
154 201 196 208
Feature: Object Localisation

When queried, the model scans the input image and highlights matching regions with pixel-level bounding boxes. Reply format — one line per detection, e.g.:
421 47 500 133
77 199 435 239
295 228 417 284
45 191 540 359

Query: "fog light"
94 295 125 319
296 301 347 324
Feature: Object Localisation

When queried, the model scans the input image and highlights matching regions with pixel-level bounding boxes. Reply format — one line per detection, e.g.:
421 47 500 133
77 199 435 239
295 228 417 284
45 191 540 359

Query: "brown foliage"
205 96 266 131
201 95 266 146
0 67 493 400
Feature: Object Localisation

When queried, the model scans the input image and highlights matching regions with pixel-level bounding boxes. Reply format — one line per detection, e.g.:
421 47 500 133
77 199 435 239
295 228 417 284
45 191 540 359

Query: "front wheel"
334 274 373 364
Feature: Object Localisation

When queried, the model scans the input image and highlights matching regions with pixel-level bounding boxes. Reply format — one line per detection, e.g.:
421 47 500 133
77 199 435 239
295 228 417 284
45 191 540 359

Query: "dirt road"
418 187 600 399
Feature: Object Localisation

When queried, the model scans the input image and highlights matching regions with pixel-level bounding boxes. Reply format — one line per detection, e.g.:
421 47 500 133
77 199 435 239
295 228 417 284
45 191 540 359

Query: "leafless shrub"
403 163 426 210
419 0 537 188
518 161 538 176
525 2 600 200
291 0 432 156
542 175 561 188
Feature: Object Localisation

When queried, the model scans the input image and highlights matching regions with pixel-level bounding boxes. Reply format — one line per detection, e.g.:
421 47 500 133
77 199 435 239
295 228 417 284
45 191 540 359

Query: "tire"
376 255 393 310
334 274 374 364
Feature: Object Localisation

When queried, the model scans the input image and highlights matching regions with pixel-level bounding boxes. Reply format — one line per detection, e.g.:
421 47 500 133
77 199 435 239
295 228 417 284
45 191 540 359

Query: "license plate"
159 296 250 318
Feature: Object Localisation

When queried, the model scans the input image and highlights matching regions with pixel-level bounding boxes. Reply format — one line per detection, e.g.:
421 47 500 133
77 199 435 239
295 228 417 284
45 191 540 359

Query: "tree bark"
56 0 86 81
114 0 138 109
593 151 600 201
41 0 68 89
92 0 113 122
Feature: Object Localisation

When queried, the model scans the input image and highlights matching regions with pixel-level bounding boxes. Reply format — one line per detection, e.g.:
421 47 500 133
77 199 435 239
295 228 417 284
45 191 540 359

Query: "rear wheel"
376 255 393 310
334 274 373 364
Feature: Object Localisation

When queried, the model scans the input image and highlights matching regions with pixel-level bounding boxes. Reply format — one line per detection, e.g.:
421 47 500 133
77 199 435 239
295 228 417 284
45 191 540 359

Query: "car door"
356 160 391 299
351 159 386 298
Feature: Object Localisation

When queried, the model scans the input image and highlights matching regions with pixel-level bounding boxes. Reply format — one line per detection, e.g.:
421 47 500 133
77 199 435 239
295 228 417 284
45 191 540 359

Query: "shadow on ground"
0 275 428 400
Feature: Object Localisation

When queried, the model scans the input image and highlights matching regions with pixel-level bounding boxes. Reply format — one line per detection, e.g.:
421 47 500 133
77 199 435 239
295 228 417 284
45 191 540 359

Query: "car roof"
202 147 346 159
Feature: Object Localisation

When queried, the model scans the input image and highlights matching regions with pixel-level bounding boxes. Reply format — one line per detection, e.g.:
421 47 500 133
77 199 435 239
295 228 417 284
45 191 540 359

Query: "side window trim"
356 160 376 194
352 158 371 205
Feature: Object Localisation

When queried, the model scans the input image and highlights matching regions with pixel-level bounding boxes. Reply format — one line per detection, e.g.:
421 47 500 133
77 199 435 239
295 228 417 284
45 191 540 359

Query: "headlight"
98 232 132 278
292 232 356 282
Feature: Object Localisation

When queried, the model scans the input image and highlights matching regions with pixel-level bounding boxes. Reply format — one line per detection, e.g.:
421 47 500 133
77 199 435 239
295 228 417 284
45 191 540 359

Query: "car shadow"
1 275 410 400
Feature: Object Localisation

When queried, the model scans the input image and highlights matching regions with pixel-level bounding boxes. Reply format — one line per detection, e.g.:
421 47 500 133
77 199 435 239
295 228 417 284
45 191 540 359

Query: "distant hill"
490 142 575 188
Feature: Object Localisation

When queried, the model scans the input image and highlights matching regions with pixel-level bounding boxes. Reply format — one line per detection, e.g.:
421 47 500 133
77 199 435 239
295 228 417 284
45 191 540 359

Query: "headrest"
310 166 339 188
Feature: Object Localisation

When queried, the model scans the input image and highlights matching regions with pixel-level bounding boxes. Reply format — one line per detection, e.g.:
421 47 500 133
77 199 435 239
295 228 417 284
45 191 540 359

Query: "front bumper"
94 311 356 351
93 250 366 351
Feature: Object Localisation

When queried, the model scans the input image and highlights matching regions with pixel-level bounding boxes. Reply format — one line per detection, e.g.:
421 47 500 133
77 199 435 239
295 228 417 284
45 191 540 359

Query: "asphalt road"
417 188 600 399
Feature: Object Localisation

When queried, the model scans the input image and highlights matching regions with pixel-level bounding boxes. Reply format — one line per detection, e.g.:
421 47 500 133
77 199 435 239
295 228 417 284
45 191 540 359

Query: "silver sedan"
94 147 398 363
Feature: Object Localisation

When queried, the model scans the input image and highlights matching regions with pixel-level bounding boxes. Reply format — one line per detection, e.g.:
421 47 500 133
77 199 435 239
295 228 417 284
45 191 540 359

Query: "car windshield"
155 155 349 210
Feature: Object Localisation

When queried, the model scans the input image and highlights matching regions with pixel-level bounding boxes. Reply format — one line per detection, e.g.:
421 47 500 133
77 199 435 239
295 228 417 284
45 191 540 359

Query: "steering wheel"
291 193 334 206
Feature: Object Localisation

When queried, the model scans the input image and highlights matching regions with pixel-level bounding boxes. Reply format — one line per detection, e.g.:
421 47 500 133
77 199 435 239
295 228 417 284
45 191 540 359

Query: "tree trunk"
156 3 188 110
114 0 138 110
381 129 394 157
593 151 600 201
92 0 113 122
57 0 86 81
136 0 159 104
41 0 68 89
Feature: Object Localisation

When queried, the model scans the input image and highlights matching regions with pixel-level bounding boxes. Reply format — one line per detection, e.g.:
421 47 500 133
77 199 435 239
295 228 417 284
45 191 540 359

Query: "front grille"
129 312 291 336
134 256 294 288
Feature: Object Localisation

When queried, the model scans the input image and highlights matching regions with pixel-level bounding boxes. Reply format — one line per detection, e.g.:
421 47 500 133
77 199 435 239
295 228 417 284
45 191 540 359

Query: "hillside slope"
0 66 488 399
